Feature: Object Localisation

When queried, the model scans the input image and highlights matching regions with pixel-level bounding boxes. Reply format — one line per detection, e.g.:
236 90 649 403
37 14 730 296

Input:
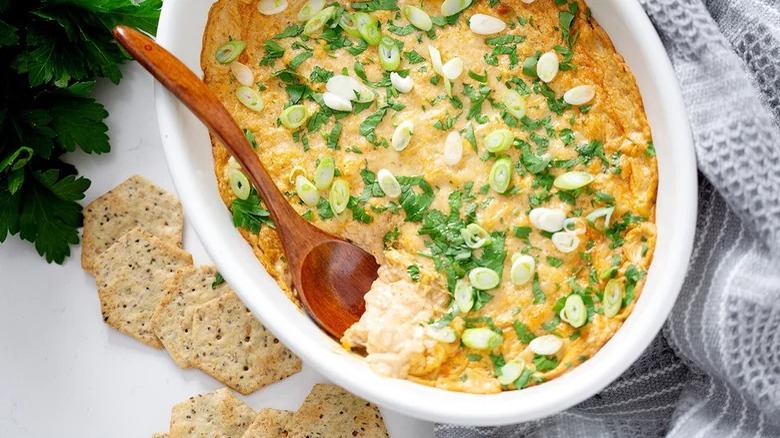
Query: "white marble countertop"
0 63 434 438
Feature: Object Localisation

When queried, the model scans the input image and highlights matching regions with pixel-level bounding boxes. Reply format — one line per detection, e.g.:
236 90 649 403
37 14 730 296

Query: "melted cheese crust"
202 0 657 393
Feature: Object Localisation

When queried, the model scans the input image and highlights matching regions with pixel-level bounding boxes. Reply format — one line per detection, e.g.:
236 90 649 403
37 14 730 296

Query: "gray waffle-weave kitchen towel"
436 0 780 436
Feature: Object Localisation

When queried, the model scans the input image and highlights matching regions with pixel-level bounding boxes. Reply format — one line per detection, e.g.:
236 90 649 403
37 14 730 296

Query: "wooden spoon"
113 25 379 338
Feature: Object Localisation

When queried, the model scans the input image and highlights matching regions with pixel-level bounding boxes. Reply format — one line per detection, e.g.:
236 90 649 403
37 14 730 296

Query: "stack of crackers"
81 175 391 437
153 384 389 437
81 175 300 394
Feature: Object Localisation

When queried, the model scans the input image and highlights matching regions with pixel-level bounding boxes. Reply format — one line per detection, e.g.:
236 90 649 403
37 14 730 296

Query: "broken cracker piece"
151 265 228 367
241 408 293 438
284 383 389 438
169 388 255 438
190 292 302 395
94 227 193 348
82 174 183 274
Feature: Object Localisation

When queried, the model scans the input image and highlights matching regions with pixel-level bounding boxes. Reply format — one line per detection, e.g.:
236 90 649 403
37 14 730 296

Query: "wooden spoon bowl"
113 25 378 338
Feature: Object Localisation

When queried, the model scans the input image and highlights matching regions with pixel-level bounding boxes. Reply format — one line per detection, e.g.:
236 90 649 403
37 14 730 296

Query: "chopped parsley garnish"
383 226 400 248
347 196 373 223
359 108 388 143
351 0 399 12
513 321 536 344
309 66 334 83
403 50 426 64
388 23 415 36
289 51 313 70
546 256 564 267
244 129 258 149
646 141 656 157
273 24 303 39
463 123 477 152
260 40 285 66
531 273 545 303
327 122 343 149
231 189 274 233
316 198 334 220
346 38 368 55
433 112 458 130
513 226 532 243
462 83 492 123
407 264 421 282
212 272 225 289
533 354 559 372
467 353 483 362
397 176 435 222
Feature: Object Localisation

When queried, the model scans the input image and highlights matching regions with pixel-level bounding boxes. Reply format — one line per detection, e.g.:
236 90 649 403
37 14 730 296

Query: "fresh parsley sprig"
0 0 162 263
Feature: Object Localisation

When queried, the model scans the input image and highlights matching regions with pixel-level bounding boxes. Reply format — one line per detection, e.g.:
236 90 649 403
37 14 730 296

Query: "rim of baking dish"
154 0 697 426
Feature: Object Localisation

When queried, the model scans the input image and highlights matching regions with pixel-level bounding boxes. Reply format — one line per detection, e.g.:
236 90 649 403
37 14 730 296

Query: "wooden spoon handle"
112 25 304 240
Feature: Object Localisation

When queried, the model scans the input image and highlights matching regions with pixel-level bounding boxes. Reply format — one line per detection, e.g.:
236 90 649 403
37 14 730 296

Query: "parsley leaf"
309 66 334 83
403 50 426 64
397 176 435 222
231 189 275 233
212 272 225 288
359 108 387 143
407 264 421 282
513 321 536 344
260 40 285 66
351 0 399 11
274 24 303 39
533 354 559 372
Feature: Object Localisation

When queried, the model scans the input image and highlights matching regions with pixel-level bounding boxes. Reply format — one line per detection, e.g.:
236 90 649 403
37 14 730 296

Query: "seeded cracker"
283 383 389 438
240 408 293 438
82 175 184 274
151 433 169 438
93 227 193 348
151 265 228 367
190 292 302 395
169 388 255 438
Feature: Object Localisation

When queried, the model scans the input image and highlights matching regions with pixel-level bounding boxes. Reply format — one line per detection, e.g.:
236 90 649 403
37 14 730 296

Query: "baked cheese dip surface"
202 0 657 393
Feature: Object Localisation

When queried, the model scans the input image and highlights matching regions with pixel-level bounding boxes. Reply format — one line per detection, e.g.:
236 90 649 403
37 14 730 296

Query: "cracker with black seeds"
82 175 183 274
240 408 293 438
283 383 389 438
190 292 302 395
94 227 193 348
169 388 255 438
151 265 228 367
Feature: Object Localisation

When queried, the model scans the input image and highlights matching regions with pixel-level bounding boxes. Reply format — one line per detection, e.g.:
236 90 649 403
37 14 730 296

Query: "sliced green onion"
236 86 264 112
503 89 526 119
468 267 500 290
227 155 242 169
586 206 615 231
454 278 474 313
441 0 472 17
443 131 463 166
378 36 401 71
562 217 587 235
279 105 309 129
461 327 503 350
297 0 325 22
288 166 307 184
403 5 433 31
328 178 350 214
460 223 491 249
528 334 562 355
295 175 320 206
354 12 382 45
339 12 361 37
484 129 514 153
554 171 594 190
442 57 464 80
392 120 414 151
354 84 376 102
376 168 402 198
468 69 488 83
230 61 254 86
444 76 453 97
529 207 565 232
428 45 443 75
228 169 251 200
469 13 507 35
426 326 457 343
510 254 535 285
560 294 587 328
536 51 559 83
497 360 524 385
564 85 596 106
258 0 288 15
603 279 624 318
552 231 580 253
215 41 246 64
390 72 414 93
313 156 335 190
489 156 513 194
303 6 336 36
